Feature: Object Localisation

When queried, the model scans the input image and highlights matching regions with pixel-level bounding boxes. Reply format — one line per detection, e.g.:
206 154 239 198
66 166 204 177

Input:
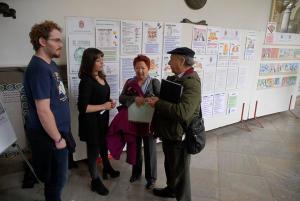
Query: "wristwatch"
55 136 63 144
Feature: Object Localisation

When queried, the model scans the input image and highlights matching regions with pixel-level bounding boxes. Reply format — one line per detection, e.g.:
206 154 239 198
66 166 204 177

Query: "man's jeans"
26 128 69 201
45 147 68 201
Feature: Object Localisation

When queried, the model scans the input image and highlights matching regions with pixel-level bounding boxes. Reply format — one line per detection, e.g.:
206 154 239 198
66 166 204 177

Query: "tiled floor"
0 106 300 201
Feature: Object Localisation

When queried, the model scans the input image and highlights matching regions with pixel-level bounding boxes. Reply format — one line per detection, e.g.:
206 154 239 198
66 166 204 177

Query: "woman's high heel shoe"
102 168 120 180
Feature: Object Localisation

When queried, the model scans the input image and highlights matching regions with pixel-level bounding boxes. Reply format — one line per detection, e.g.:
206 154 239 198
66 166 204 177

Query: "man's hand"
55 137 67 149
146 97 159 107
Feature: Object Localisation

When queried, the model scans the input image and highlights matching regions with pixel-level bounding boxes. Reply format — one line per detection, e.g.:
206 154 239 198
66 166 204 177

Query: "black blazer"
77 75 110 144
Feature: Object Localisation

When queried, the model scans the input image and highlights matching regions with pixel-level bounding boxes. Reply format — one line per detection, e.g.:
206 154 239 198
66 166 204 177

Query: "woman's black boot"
91 178 109 195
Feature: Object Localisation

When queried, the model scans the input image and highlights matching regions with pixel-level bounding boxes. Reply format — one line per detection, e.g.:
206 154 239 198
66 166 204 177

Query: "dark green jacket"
154 69 201 141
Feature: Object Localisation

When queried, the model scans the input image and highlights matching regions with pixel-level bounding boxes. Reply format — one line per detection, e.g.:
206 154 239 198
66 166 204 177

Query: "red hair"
133 54 150 69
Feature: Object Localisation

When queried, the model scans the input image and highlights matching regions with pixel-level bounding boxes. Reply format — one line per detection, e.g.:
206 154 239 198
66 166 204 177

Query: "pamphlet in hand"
128 103 154 123
159 79 183 103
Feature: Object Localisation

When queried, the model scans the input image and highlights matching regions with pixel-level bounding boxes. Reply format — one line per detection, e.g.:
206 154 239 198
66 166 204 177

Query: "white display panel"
66 17 300 160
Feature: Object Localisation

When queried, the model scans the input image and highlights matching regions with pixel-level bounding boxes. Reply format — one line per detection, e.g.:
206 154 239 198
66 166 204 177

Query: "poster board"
0 98 17 154
66 17 300 161
248 30 300 118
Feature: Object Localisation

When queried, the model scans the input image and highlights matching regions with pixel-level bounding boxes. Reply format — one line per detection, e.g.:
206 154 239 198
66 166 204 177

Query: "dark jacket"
154 68 201 141
77 75 110 144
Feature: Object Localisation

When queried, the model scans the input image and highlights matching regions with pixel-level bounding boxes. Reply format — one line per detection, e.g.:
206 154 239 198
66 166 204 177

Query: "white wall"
0 0 272 67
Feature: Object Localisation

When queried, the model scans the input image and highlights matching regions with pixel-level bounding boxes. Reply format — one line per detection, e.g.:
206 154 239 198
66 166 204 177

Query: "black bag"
184 107 206 154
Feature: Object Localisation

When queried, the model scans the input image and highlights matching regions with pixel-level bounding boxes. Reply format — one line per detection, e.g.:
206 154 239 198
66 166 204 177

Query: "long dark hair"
78 48 105 79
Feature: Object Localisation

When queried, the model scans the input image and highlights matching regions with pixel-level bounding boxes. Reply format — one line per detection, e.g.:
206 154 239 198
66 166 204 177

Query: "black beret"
167 47 195 58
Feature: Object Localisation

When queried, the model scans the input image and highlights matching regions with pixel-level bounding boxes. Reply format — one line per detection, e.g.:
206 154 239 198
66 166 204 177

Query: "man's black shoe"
153 187 176 198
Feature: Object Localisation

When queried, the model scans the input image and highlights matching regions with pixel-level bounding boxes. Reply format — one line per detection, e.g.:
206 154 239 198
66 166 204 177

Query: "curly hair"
29 20 62 51
133 54 150 69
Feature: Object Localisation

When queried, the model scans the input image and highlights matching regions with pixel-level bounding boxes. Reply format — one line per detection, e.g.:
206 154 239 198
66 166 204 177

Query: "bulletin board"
65 17 300 161
248 31 300 118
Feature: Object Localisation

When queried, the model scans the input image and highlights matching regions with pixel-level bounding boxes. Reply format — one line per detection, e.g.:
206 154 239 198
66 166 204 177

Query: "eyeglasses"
47 38 63 43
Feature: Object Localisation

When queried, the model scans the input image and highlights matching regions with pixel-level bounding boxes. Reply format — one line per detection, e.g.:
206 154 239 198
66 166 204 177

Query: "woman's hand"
111 100 116 109
103 101 114 110
135 96 145 107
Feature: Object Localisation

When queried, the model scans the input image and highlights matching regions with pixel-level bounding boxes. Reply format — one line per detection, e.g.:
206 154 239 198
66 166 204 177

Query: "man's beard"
52 49 61 58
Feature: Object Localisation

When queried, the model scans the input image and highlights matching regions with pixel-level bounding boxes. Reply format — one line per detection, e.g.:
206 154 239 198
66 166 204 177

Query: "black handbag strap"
199 106 203 119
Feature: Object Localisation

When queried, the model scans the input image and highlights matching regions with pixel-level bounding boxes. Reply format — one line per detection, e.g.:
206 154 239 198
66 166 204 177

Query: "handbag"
183 107 206 154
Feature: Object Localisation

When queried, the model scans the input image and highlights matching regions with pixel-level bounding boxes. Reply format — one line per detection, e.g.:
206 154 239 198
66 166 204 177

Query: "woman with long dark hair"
77 48 119 196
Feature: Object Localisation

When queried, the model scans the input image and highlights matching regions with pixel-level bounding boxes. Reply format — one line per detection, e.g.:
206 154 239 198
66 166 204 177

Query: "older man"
147 47 201 201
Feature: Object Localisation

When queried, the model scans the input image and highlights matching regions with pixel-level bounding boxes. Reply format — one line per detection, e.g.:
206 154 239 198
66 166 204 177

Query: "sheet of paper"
68 35 94 74
120 56 135 89
148 55 162 80
217 41 230 67
142 21 163 55
214 68 228 92
227 92 238 114
103 62 120 99
163 23 182 54
66 17 95 34
226 67 239 90
201 94 214 118
128 103 154 123
95 20 120 62
237 67 248 89
213 93 227 115
68 75 80 101
206 27 221 55
121 20 142 55
192 25 207 54
203 70 216 93
229 42 240 67
244 32 257 60
162 55 173 79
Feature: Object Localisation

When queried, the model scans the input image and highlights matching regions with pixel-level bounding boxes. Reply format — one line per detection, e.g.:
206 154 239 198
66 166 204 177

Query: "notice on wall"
201 94 214 118
68 34 94 74
237 67 249 89
193 55 204 76
68 75 80 101
67 17 95 35
226 67 239 90
227 92 238 114
162 55 172 79
214 68 228 92
203 70 216 93
163 23 182 54
229 42 241 67
206 27 221 55
148 55 162 80
192 25 207 54
103 62 120 99
213 93 227 115
264 22 276 44
95 20 120 62
217 41 230 67
142 21 163 55
259 63 298 76
121 20 142 56
244 32 257 60
120 56 135 89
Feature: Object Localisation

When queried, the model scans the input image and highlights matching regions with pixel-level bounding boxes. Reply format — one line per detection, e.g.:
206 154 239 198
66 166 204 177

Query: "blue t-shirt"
23 56 70 133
